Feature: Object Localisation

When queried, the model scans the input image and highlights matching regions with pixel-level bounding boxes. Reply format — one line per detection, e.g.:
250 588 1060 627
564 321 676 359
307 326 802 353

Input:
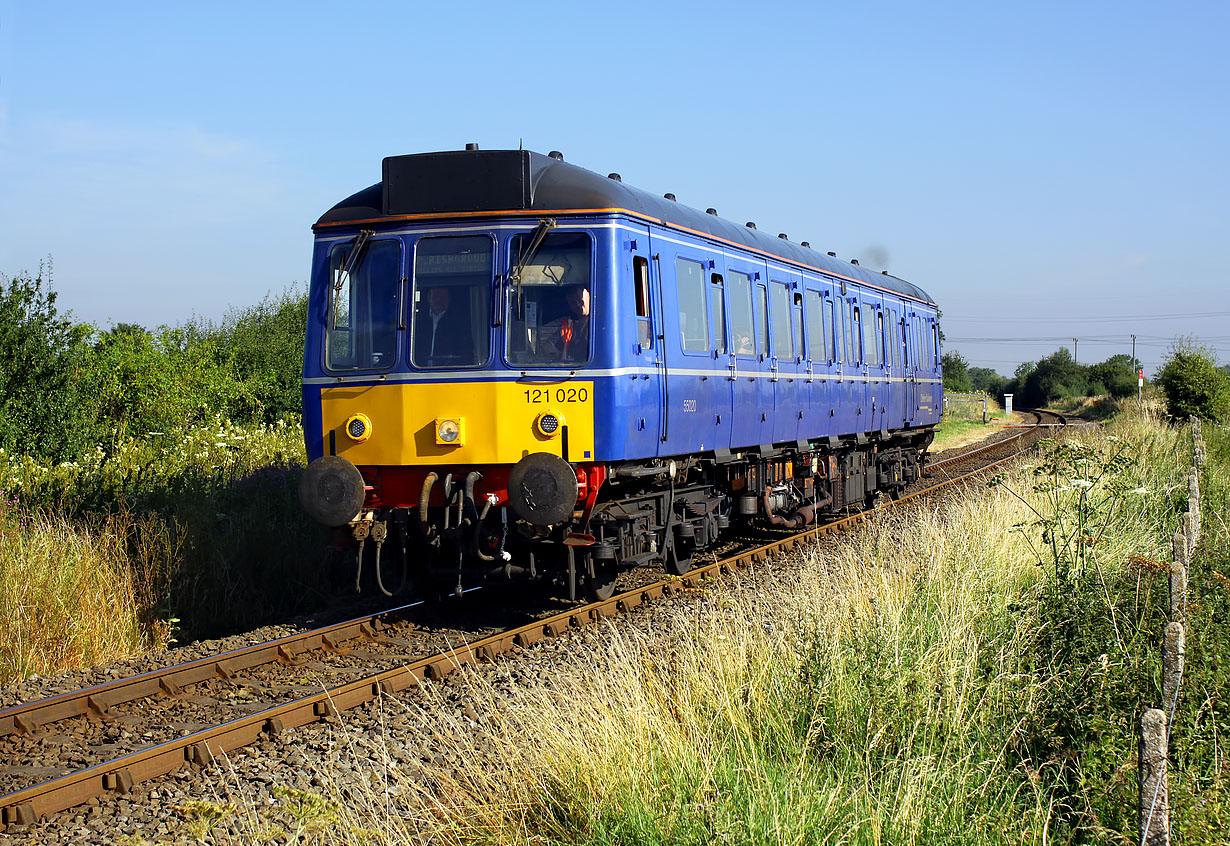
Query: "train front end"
299 150 614 596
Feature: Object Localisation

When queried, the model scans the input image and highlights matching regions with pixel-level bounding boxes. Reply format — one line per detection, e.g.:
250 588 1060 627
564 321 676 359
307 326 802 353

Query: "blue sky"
1 0 1226 376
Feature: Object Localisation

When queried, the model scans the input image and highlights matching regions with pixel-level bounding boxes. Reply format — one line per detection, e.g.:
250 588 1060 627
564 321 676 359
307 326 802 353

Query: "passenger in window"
544 285 591 362
734 331 754 355
414 286 474 366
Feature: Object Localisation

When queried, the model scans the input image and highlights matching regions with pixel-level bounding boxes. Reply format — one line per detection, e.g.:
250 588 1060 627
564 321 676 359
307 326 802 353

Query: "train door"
768 271 804 442
726 264 770 448
831 290 858 436
802 283 833 440
863 293 889 434
904 310 920 425
883 303 906 431
849 293 872 435
899 309 914 426
659 250 721 456
708 260 734 449
626 228 661 457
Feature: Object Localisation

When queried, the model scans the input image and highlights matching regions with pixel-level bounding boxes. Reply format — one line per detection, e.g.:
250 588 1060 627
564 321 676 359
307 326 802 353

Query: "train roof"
315 149 936 307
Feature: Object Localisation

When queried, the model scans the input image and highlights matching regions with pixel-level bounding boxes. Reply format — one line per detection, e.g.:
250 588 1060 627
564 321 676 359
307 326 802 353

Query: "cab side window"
633 256 652 349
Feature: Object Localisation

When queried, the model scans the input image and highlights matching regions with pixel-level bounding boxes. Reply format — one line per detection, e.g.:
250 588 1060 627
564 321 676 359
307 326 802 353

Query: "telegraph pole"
1133 334 1142 402
1073 338 1078 363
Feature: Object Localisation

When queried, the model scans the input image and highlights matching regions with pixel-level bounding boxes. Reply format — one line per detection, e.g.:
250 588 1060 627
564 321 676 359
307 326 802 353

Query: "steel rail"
0 601 428 743
0 414 1058 830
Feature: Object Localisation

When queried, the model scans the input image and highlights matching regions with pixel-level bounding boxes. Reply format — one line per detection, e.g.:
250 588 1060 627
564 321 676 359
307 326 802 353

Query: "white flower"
1128 487 1149 495
1070 479 1094 488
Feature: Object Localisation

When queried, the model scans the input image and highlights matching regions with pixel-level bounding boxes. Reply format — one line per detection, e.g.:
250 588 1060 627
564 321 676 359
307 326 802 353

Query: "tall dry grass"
0 505 175 681
0 417 333 684
320 409 1184 844
113 407 1220 845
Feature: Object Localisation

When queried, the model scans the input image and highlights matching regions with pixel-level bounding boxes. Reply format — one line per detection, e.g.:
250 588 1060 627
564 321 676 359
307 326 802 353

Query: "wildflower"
1069 479 1094 488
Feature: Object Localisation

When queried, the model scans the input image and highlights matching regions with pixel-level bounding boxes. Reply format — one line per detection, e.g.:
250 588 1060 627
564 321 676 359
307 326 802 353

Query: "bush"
1154 337 1230 421
0 264 94 461
216 286 308 421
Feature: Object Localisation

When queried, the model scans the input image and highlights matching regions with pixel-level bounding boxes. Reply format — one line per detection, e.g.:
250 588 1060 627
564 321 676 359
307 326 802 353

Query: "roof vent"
607 173 622 182
850 259 859 266
801 241 810 248
465 142 480 151
827 251 836 257
706 207 718 215
881 270 889 275
548 151 564 161
746 221 757 229
778 233 788 240
664 193 676 201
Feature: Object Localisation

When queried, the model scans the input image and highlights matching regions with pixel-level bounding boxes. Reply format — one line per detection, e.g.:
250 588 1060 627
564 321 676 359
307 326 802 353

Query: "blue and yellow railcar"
300 147 942 599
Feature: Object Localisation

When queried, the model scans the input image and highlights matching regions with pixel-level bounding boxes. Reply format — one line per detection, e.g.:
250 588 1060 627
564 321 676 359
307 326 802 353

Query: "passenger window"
711 274 726 355
729 272 755 357
675 258 709 352
633 256 652 349
755 285 769 357
327 238 401 371
866 311 881 367
805 290 825 361
770 282 791 359
852 305 864 365
842 301 853 364
831 299 843 363
884 309 894 367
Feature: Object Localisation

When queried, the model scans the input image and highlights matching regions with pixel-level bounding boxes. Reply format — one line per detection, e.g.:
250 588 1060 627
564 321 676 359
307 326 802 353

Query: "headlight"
535 411 565 438
344 413 372 442
435 417 464 446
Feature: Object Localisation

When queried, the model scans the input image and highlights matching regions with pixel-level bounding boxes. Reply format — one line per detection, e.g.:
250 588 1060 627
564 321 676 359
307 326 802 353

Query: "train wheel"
585 560 618 601
664 541 693 577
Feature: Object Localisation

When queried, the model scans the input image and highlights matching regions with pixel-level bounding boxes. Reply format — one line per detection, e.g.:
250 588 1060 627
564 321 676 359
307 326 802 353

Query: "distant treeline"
0 266 307 462
943 343 1230 420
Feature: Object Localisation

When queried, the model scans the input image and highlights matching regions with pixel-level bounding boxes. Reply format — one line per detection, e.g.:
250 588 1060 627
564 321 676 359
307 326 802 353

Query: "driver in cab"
543 286 590 363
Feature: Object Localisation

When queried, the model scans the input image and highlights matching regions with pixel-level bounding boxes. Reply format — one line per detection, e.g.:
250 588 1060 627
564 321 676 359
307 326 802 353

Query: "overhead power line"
943 311 1230 324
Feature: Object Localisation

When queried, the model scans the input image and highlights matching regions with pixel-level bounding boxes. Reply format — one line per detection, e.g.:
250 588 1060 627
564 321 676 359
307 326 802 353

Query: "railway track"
0 410 1063 832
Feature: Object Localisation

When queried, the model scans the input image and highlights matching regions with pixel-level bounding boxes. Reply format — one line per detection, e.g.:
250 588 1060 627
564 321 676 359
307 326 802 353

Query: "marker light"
535 411 565 438
345 413 372 442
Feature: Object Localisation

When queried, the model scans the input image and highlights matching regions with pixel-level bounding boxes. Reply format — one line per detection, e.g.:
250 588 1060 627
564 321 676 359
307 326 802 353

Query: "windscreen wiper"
509 217 556 317
331 229 373 330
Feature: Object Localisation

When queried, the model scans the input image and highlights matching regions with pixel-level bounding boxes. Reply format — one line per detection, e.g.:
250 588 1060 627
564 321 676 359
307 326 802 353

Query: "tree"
969 366 1008 397
941 350 973 393
0 263 93 460
1086 353 1138 398
1154 337 1230 421
1007 349 1088 407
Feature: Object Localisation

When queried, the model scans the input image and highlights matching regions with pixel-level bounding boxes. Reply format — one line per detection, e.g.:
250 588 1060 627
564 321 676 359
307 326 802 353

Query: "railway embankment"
4 404 1226 844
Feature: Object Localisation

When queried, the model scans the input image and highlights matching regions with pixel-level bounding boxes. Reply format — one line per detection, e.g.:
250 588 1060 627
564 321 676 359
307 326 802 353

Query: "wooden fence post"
1140 708 1169 846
